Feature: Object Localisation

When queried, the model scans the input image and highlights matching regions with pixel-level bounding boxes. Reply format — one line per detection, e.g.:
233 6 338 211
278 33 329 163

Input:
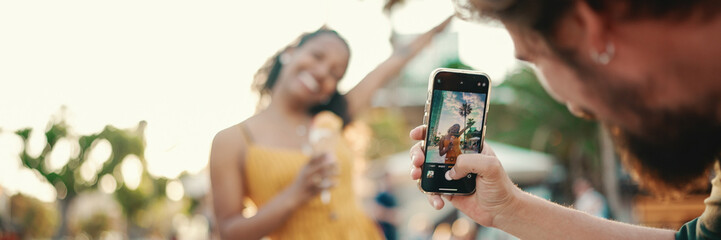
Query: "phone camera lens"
477 82 481 86
482 83 487 87
460 81 464 84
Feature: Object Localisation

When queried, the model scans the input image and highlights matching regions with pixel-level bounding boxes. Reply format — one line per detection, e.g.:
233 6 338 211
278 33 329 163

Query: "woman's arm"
210 127 302 240
460 125 472 134
344 16 452 118
438 136 451 156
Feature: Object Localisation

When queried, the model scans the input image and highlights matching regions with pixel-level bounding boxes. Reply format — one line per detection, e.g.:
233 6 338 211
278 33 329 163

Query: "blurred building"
372 31 461 129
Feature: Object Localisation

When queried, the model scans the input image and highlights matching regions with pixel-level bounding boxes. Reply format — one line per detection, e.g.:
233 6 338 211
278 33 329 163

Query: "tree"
8 194 59 238
466 118 476 129
14 110 170 238
458 102 473 143
484 66 603 204
465 118 477 149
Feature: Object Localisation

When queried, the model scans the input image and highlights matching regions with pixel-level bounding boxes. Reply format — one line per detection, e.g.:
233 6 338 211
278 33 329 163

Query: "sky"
436 91 486 138
0 0 516 202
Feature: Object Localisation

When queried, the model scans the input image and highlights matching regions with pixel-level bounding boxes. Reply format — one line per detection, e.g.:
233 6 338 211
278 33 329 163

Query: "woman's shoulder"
211 121 252 163
214 124 242 144
214 114 263 144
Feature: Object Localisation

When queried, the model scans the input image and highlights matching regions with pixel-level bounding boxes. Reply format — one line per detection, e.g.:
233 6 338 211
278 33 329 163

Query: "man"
409 1 721 239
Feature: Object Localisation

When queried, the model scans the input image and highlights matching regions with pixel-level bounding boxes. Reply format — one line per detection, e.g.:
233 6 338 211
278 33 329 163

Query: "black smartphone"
419 68 491 195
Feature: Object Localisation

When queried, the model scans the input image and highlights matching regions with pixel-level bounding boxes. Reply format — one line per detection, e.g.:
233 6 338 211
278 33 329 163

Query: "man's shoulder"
676 218 721 240
676 161 721 240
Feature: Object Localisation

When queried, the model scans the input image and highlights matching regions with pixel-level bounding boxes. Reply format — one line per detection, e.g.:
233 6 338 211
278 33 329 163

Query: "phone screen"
421 70 490 194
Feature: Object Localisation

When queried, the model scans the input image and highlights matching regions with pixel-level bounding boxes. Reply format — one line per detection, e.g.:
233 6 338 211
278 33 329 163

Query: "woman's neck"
263 97 312 127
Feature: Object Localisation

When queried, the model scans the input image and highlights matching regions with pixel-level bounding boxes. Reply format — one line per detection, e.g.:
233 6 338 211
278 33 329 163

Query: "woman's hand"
409 125 522 227
285 153 338 204
392 16 452 58
344 15 455 119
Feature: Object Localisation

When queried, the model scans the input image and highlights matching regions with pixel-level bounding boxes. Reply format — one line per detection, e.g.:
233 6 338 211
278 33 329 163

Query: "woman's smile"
298 71 320 93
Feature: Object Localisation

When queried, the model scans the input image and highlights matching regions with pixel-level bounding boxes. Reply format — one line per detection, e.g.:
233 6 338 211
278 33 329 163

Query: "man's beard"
608 113 721 196
556 47 721 196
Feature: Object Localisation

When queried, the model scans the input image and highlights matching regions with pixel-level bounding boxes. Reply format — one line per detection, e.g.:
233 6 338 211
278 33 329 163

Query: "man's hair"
454 0 720 40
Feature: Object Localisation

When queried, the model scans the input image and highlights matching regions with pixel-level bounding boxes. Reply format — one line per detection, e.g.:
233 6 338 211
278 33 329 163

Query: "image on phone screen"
424 90 486 177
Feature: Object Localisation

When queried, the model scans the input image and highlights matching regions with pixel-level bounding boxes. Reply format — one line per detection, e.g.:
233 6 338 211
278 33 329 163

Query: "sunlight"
25 126 47 159
16 168 57 203
47 138 72 172
166 179 184 201
0 133 22 194
120 155 143 190
431 222 452 240
87 139 112 167
79 160 98 184
99 174 117 194
451 218 472 238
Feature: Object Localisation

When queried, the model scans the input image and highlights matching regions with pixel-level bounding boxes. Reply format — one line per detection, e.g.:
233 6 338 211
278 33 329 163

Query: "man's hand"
409 125 522 227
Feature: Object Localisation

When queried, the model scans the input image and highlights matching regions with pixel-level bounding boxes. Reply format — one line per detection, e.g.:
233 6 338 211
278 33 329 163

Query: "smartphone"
419 68 491 195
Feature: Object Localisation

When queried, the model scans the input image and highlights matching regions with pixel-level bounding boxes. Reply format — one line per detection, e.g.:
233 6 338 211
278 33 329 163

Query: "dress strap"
237 123 254 144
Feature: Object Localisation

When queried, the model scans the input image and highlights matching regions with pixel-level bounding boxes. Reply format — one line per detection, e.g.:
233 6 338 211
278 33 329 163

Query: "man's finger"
409 125 427 140
480 141 497 157
410 142 425 167
410 167 422 180
428 194 445 210
445 153 503 180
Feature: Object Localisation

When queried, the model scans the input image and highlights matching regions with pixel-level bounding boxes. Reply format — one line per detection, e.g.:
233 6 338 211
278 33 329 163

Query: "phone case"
418 68 492 196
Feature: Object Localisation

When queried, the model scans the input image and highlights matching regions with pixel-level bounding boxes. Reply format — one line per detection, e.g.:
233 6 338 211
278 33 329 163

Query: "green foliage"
365 109 412 160
464 118 477 147
459 103 472 121
466 118 476 129
442 58 473 70
13 112 173 236
77 212 111 239
115 174 169 219
10 194 59 238
15 119 152 199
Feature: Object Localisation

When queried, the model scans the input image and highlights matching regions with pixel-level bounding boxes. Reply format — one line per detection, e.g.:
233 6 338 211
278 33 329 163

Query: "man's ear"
554 0 609 55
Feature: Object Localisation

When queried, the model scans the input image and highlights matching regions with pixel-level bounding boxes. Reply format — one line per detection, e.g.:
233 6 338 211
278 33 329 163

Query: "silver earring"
590 42 615 65
280 53 291 65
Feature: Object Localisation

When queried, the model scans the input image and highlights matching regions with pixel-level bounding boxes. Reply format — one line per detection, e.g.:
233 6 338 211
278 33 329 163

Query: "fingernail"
411 153 417 162
445 170 453 181
433 199 441 209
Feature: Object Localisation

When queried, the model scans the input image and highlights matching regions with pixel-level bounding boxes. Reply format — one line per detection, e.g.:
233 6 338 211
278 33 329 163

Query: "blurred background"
0 0 709 239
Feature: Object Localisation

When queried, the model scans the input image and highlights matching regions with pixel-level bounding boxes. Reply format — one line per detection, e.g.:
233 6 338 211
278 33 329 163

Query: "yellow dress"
440 136 462 164
239 124 383 240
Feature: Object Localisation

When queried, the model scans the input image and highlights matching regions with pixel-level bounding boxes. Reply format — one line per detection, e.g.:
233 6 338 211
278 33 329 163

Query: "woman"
438 123 470 164
210 18 451 239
